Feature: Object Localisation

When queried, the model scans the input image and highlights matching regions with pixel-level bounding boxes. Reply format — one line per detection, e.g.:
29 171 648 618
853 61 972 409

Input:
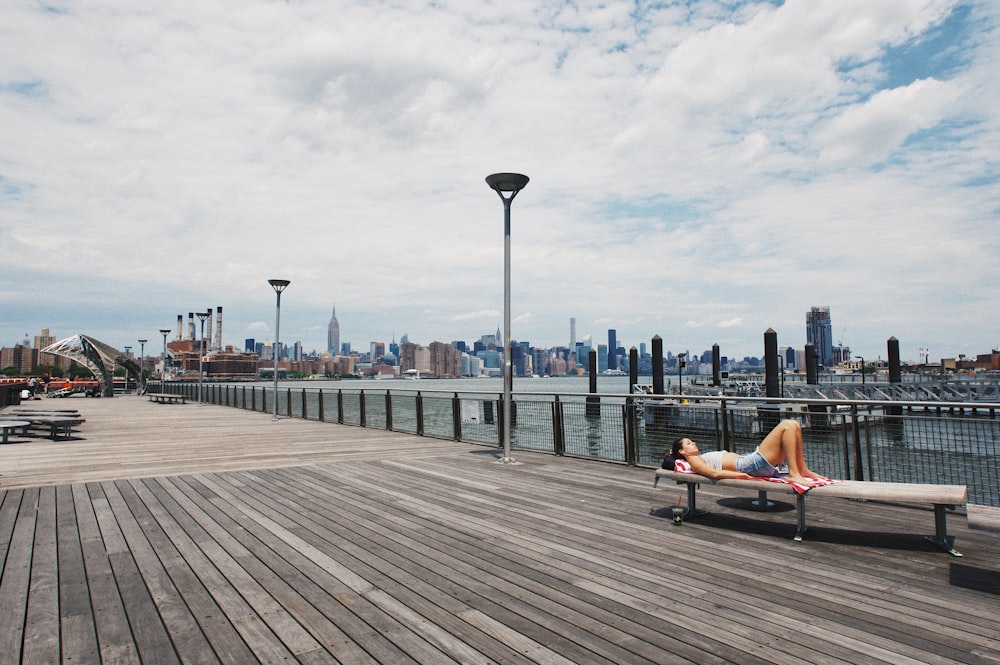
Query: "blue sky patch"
880 3 974 87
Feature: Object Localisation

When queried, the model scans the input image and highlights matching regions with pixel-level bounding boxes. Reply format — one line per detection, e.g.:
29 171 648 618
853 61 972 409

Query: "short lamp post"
677 353 686 396
486 172 529 464
855 355 866 387
268 279 290 421
159 328 171 388
196 311 210 405
123 346 131 393
138 339 147 375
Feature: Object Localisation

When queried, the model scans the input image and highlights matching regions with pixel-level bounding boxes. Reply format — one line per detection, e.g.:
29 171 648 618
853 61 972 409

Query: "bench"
148 393 187 404
654 469 968 556
3 415 86 440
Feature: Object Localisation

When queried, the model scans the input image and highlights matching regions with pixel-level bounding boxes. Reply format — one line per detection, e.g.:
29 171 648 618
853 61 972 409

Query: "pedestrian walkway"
1 396 998 663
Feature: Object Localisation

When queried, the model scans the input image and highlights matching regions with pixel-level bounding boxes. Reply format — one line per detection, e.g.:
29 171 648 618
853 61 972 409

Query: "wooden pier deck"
1 396 998 664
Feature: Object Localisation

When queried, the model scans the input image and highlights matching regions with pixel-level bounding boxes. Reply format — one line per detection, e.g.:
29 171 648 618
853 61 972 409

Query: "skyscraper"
806 306 834 367
327 306 340 355
607 329 617 370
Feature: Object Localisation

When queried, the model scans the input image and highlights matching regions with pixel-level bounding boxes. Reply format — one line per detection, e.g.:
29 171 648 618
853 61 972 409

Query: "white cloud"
0 0 996 363
816 78 962 164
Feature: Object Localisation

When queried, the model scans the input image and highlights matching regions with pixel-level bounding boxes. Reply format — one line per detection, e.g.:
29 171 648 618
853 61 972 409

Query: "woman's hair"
670 437 688 460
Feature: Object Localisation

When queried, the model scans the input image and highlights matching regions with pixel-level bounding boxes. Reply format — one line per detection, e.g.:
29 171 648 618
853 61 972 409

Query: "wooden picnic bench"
148 392 187 404
0 420 31 444
654 468 968 556
0 414 85 440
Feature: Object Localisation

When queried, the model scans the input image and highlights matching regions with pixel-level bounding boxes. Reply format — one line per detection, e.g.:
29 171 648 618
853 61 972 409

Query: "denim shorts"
735 449 780 477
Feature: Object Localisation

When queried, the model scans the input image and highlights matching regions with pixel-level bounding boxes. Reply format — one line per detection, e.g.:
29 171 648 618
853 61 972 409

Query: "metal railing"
158 382 1000 506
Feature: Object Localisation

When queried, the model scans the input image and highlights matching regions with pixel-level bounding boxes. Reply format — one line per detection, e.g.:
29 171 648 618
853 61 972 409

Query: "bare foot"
789 476 817 487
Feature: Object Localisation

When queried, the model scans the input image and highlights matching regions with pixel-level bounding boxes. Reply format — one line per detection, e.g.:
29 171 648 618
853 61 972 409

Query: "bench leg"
927 505 962 557
794 494 807 541
750 490 775 510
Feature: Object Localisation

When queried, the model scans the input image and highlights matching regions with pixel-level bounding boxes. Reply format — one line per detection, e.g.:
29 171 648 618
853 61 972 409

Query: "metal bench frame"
654 469 968 556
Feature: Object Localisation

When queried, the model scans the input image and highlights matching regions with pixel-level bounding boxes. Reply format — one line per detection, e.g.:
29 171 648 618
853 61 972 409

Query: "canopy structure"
42 334 147 397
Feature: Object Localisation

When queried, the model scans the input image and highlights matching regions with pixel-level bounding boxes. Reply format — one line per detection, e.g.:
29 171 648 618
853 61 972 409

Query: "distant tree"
1 366 21 377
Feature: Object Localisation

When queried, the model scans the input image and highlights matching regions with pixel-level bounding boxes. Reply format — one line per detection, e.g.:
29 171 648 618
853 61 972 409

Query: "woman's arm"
686 454 752 480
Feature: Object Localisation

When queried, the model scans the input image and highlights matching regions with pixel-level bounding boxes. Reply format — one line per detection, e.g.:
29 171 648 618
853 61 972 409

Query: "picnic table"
0 420 31 444
0 414 85 440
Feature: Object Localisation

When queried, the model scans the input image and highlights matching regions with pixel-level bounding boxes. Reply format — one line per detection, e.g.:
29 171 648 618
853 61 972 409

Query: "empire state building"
327 306 340 355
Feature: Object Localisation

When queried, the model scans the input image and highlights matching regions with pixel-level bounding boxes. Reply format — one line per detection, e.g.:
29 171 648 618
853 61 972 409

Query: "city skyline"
2 2 997 364
6 303 993 369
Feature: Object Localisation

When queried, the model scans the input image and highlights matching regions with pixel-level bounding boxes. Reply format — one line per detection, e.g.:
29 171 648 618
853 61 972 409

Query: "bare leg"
758 420 821 482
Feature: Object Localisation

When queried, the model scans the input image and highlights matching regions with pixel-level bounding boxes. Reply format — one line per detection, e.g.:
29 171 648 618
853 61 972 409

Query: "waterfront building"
429 341 463 378
327 306 340 355
806 306 834 367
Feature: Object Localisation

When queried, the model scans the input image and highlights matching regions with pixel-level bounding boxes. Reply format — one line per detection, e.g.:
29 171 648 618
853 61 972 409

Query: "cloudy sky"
2 0 997 364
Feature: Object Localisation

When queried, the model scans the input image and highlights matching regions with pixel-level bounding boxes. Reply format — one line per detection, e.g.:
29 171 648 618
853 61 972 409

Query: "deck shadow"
653 505 953 554
950 563 1000 594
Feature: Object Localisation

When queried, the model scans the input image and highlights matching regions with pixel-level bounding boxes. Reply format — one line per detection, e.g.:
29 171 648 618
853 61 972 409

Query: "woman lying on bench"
669 420 824 488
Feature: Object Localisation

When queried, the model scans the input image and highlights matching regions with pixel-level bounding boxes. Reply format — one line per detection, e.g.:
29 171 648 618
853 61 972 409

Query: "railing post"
850 403 865 480
318 389 324 421
260 387 265 414
302 388 307 419
720 399 731 452
553 396 565 456
623 400 636 466
416 391 424 436
359 390 367 427
452 392 461 441
386 392 393 431
337 390 344 424
286 388 292 418
496 395 504 448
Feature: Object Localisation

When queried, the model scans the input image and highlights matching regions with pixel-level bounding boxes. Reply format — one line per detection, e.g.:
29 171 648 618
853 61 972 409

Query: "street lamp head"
196 311 210 322
159 329 171 335
268 278 291 293
486 173 529 200
138 339 147 344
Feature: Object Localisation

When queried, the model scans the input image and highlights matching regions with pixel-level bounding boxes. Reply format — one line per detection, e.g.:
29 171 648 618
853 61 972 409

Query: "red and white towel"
673 459 840 494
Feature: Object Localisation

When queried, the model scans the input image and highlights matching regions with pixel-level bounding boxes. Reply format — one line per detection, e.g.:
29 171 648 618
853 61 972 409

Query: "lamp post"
196 311 210 405
486 172 529 464
138 339 147 376
677 353 686 396
855 355 865 387
123 346 131 393
268 279 290 421
159 329 170 387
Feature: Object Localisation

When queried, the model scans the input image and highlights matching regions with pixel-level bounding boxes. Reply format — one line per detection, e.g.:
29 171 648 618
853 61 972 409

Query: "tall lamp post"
855 355 866 387
196 311 210 405
486 172 529 464
159 328 171 387
268 279 290 421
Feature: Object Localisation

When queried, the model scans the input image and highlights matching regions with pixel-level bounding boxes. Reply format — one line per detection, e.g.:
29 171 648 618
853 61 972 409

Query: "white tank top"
698 450 726 471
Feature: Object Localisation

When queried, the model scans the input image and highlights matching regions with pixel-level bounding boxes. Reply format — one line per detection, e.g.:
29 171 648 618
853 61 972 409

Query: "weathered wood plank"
0 489 35 663
124 478 261 665
56 484 101 665
74 483 140 664
22 487 60 665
